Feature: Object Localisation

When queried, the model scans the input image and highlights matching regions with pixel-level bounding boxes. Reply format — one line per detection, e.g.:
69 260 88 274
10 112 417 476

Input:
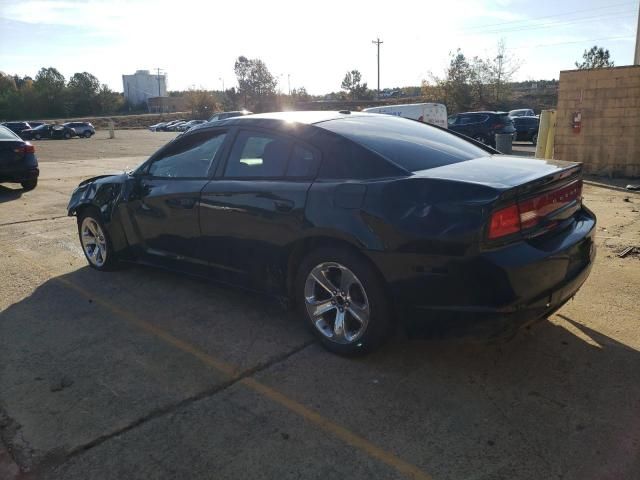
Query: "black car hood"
78 173 128 187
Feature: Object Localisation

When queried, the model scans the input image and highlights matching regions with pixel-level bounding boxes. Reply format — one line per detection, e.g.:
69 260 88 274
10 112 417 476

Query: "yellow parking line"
10 249 433 480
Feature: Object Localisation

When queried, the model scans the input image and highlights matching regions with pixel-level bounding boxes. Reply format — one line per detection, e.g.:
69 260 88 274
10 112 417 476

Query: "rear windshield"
0 126 19 140
319 115 488 172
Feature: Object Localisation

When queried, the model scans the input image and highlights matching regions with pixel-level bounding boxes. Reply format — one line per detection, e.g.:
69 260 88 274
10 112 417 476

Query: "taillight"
494 123 504 129
488 204 520 239
518 180 582 230
13 143 35 155
488 180 583 239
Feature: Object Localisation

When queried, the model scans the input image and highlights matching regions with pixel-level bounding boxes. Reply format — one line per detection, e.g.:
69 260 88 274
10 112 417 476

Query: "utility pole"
219 77 225 92
155 68 164 113
288 74 291 96
372 37 383 97
635 1 640 64
496 54 504 102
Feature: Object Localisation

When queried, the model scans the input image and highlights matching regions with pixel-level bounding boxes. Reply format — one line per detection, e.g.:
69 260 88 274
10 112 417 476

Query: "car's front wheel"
21 179 37 191
34 133 41 140
78 211 119 271
64 132 71 139
297 247 392 356
83 131 92 138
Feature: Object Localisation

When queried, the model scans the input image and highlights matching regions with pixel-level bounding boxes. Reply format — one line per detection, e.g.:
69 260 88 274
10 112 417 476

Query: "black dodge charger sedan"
68 111 596 355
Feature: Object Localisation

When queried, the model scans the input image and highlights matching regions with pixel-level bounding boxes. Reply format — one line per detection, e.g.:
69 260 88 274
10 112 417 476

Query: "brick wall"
555 66 640 178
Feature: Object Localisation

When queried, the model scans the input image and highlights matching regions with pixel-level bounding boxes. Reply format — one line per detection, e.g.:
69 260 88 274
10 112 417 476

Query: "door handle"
166 197 197 209
273 199 294 212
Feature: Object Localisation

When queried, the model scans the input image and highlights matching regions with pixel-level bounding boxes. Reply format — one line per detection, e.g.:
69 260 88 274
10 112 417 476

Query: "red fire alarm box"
572 111 582 133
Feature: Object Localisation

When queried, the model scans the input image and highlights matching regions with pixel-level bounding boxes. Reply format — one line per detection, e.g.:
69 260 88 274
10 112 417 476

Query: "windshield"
319 115 489 172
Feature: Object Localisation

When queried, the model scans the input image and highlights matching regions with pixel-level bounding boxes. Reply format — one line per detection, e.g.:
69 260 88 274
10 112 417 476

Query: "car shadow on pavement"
1 265 639 479
0 185 23 203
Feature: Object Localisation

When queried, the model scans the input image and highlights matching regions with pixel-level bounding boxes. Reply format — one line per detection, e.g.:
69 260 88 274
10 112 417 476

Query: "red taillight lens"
488 180 583 240
518 180 582 230
14 143 35 155
488 204 520 239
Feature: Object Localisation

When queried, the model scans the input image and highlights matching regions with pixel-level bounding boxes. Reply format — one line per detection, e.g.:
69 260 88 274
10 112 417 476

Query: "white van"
363 103 448 128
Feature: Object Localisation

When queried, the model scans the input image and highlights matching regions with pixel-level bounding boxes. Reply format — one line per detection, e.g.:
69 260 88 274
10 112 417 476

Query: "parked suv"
1 122 32 137
0 125 39 190
447 112 516 147
64 122 95 138
512 116 539 145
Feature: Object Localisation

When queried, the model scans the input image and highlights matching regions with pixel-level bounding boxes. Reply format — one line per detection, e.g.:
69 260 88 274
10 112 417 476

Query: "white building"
122 70 167 106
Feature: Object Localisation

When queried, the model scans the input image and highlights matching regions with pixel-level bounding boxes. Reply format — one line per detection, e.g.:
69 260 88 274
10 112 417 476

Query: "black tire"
77 209 120 271
295 246 392 356
532 133 538 145
34 133 41 140
84 131 92 138
64 132 71 139
21 179 37 191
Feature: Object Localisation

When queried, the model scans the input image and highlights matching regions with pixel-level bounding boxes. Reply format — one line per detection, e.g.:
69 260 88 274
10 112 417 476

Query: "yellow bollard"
544 110 556 159
535 110 550 158
535 110 556 159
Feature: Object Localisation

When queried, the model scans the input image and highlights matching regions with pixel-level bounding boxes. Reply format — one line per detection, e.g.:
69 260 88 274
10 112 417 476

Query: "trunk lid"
413 155 584 241
412 155 581 191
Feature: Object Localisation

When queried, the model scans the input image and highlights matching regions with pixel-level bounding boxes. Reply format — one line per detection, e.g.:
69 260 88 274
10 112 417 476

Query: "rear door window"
224 131 292 178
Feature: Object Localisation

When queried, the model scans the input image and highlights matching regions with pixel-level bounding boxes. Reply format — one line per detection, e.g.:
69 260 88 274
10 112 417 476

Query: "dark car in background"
67 111 595 356
0 125 39 190
447 111 516 147
64 121 95 138
21 124 77 140
156 120 186 132
207 110 252 122
177 120 206 132
513 116 540 144
1 121 32 137
509 108 535 117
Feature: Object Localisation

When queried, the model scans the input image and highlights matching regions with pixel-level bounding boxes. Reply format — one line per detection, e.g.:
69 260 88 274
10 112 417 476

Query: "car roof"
458 111 508 115
188 111 387 137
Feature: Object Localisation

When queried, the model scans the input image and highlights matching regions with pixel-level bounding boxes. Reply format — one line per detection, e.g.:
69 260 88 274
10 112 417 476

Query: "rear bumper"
374 208 596 338
0 167 39 183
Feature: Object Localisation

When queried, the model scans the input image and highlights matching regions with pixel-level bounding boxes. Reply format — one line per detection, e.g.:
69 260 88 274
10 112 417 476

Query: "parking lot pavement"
1 131 639 479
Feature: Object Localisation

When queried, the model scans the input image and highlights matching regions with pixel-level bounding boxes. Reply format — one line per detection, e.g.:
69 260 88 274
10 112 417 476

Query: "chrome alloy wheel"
81 217 108 267
304 262 370 344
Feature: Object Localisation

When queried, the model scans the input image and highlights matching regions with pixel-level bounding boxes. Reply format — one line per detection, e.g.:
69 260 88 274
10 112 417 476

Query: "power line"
461 9 636 36
463 1 637 32
507 35 635 50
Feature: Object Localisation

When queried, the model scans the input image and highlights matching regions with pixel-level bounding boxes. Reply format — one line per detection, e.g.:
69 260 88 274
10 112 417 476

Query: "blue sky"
0 0 637 94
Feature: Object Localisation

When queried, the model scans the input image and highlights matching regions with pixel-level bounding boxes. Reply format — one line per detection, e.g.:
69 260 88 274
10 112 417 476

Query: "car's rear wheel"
296 247 391 356
78 211 118 271
34 133 41 140
21 179 37 191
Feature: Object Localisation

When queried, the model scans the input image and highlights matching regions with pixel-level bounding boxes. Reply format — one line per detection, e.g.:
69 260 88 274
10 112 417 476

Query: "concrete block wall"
555 66 640 177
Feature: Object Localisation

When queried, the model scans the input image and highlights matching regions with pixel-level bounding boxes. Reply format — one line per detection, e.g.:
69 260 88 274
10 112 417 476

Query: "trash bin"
495 133 513 154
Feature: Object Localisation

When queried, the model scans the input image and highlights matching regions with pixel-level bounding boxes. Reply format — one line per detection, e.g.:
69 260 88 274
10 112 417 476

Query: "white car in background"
363 103 448 128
